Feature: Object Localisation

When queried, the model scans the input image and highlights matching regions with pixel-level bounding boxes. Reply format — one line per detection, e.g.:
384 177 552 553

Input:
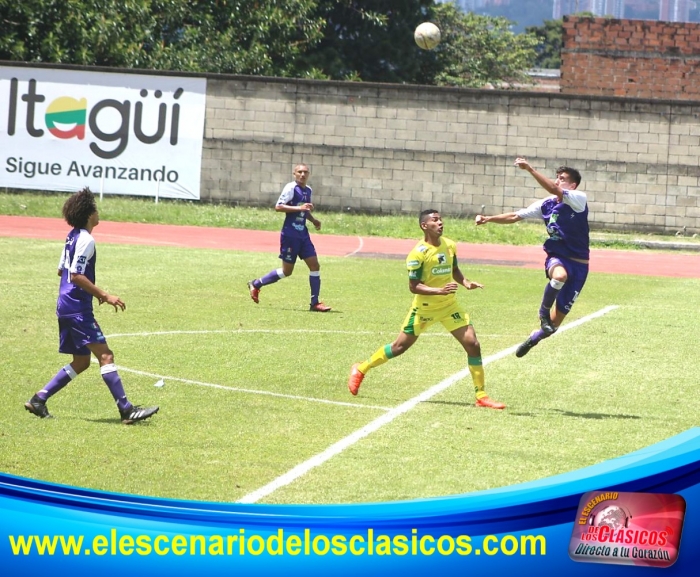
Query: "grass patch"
1 237 697 504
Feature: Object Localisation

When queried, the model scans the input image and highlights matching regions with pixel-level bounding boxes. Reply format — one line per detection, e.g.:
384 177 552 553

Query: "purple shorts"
279 232 317 263
545 255 589 314
58 313 106 355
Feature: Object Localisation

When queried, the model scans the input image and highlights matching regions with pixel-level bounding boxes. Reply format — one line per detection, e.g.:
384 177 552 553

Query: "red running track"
1 215 698 278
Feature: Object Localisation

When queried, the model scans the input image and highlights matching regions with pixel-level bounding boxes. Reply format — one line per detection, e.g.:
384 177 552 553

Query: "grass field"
1 233 697 505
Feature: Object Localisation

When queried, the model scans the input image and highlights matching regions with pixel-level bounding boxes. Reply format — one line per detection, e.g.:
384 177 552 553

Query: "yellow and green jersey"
406 236 458 311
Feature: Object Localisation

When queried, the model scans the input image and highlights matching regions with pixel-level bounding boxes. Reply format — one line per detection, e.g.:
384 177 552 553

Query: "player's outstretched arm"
475 212 522 225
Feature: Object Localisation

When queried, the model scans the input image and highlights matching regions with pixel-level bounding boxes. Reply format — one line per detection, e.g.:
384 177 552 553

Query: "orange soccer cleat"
247 281 260 304
348 363 365 396
310 302 332 312
475 396 506 410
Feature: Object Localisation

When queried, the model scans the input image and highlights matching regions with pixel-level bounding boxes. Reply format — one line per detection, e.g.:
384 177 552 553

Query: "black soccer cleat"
120 405 159 425
24 394 52 419
515 337 536 358
539 313 557 336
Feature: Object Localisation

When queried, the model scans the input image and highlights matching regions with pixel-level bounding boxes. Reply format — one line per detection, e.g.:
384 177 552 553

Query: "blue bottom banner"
2 428 700 576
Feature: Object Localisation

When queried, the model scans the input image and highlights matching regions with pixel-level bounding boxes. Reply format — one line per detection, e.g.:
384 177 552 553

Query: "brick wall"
204 75 700 235
561 16 700 100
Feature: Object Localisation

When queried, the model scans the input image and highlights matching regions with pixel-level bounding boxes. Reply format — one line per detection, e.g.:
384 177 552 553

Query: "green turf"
1 237 697 504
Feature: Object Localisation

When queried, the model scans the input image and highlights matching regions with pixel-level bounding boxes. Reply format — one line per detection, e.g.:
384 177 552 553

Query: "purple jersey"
517 190 590 261
276 181 312 238
56 228 97 318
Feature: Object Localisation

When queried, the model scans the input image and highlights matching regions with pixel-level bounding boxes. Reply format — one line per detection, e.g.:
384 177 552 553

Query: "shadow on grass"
509 408 642 420
423 400 641 420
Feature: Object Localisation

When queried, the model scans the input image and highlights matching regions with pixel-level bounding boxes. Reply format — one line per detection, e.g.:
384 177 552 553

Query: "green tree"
525 18 563 69
0 0 325 75
298 0 434 83
431 3 538 88
0 0 540 87
525 12 596 70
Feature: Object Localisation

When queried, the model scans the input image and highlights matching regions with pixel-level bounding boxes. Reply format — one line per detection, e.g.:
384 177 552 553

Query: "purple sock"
540 282 561 318
255 269 283 288
37 365 76 400
530 328 548 344
100 364 131 411
309 274 321 305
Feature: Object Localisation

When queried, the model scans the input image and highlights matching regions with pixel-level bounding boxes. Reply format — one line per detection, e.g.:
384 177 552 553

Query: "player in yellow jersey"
348 209 505 410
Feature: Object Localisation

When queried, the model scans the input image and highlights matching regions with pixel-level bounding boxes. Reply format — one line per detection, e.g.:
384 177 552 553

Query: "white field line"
237 305 620 504
344 236 364 257
89 361 392 411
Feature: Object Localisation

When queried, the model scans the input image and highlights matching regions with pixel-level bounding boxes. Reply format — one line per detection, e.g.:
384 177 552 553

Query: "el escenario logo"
569 490 686 568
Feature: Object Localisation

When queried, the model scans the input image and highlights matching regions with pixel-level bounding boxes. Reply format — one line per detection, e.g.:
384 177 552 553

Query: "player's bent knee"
99 352 115 365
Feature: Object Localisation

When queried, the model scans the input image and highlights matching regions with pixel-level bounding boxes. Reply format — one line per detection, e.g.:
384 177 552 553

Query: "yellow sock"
468 356 486 399
359 344 394 374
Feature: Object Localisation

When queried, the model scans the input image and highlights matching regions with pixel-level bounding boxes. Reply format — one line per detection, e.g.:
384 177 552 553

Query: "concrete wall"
203 75 700 234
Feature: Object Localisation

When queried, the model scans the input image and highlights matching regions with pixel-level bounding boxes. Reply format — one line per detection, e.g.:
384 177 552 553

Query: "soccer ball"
414 22 441 50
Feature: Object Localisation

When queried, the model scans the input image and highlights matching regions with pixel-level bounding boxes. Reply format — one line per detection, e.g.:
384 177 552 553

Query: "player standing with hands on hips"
24 187 159 424
475 157 590 357
248 163 331 312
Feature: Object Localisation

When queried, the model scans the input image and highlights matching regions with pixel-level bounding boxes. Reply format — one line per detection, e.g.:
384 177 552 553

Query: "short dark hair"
62 187 97 229
557 166 582 187
419 209 439 225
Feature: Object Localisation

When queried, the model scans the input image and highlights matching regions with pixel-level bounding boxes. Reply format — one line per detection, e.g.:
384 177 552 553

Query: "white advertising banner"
0 66 206 199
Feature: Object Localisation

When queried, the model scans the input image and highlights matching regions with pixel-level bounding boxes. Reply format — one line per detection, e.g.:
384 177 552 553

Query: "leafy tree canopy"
0 0 538 88
431 2 538 88
0 0 326 76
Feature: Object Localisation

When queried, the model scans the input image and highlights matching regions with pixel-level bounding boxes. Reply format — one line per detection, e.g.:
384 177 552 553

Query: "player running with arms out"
247 163 331 312
475 157 590 357
348 210 505 410
24 187 159 425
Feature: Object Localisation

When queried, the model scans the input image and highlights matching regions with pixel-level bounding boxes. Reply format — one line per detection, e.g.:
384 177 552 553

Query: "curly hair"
62 187 97 229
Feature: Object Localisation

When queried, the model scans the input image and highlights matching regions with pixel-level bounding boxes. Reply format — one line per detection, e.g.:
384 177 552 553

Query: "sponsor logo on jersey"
431 266 451 275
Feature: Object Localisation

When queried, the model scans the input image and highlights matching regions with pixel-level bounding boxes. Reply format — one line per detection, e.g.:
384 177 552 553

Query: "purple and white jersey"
56 228 97 318
276 181 312 238
516 189 590 261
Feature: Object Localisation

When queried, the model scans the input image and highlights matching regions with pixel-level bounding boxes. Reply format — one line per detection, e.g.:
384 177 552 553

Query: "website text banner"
2 429 700 576
0 66 206 199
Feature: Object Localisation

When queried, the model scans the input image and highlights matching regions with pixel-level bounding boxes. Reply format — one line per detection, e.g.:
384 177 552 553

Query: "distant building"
437 0 509 10
553 0 625 19
660 0 692 21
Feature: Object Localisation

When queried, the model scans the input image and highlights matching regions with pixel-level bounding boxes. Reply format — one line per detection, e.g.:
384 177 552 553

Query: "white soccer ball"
414 22 441 50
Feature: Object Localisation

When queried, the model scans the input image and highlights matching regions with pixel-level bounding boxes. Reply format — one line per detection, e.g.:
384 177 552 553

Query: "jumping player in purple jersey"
475 157 590 357
24 188 159 424
247 163 331 312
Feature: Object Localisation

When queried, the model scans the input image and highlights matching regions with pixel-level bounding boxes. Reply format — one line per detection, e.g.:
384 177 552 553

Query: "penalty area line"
237 304 619 504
